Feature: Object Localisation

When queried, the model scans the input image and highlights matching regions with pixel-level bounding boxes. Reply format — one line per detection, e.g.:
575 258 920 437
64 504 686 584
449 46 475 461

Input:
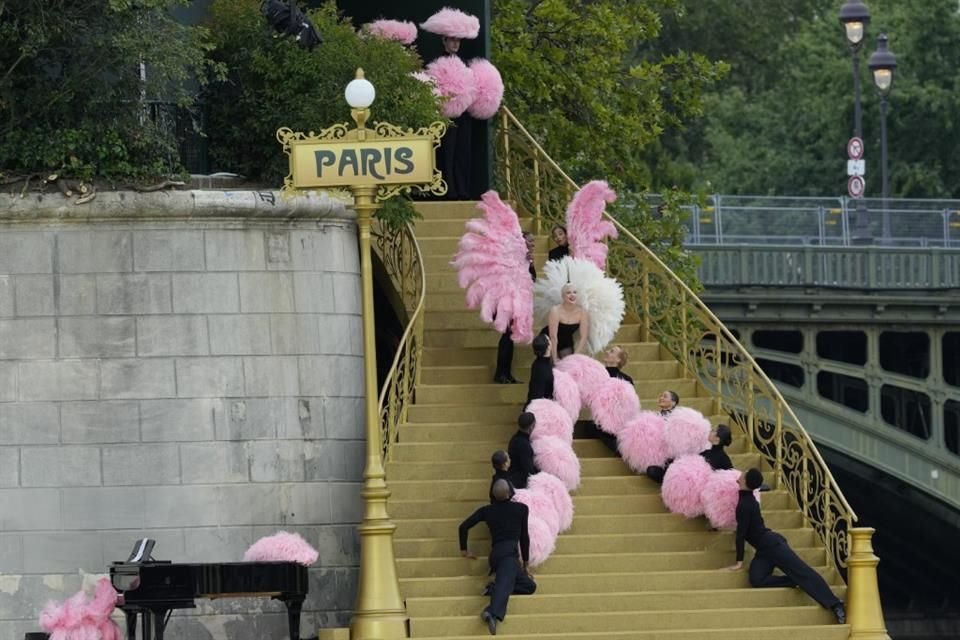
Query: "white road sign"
848 175 866 198
847 159 865 176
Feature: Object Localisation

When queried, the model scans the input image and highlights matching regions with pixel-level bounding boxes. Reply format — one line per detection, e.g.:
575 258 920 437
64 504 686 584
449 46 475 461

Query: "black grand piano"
110 539 309 640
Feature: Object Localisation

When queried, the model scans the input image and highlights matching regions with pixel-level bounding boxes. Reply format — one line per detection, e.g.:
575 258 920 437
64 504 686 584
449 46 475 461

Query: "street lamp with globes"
868 33 897 242
839 0 872 243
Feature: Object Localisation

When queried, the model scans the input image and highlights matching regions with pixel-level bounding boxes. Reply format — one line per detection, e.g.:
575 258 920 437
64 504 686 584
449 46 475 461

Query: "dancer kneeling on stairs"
460 479 537 635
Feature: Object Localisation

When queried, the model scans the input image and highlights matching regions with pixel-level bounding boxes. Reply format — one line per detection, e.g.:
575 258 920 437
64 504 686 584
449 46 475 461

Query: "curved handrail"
495 106 858 573
371 218 426 463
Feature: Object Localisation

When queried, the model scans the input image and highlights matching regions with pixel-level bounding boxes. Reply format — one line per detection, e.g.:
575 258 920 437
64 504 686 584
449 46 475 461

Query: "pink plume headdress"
451 191 534 343
364 19 418 45
243 531 319 566
420 7 480 39
566 180 618 271
425 55 477 119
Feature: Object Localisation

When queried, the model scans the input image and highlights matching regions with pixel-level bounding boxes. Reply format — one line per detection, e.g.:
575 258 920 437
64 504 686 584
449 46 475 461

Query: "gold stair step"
400 568 842 597
405 397 717 423
413 201 481 218
409 605 836 636
394 510 803 539
390 438 614 463
389 475 654 500
422 342 666 366
406 587 842 617
409 625 850 640
419 360 684 384
414 379 698 405
395 527 815 557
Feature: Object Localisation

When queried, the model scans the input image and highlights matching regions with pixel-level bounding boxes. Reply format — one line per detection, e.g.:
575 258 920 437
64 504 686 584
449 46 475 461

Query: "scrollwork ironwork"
494 106 857 574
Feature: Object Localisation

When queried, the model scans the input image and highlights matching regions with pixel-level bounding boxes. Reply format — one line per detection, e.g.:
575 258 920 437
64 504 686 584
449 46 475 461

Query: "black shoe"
507 375 521 384
831 603 846 624
482 582 493 596
493 375 511 384
481 609 497 635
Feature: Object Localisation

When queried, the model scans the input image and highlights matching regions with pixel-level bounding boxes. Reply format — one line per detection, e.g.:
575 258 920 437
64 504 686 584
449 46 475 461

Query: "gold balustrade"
372 218 426 463
495 106 858 573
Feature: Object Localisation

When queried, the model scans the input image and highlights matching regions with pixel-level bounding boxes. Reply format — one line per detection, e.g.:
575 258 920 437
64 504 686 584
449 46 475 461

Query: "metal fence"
681 195 960 248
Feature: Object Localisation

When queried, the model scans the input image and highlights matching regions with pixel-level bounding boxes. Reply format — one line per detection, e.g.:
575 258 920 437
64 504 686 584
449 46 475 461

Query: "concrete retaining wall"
0 190 364 639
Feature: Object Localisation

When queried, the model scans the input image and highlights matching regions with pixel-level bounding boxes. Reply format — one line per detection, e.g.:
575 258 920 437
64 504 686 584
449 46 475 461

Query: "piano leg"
152 609 168 640
285 595 305 640
124 610 138 640
141 610 152 640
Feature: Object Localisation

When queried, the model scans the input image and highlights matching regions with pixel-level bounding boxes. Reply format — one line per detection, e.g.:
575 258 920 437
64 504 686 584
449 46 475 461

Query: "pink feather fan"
419 7 480 39
588 377 640 436
467 58 504 119
451 191 534 343
425 55 476 118
616 411 668 472
663 406 712 459
702 468 742 529
552 369 582 422
514 487 561 536
244 531 319 566
555 354 609 400
40 577 121 640
527 398 574 444
532 435 581 490
527 472 574 532
566 180 618 270
527 513 558 567
661 454 713 518
365 19 417 45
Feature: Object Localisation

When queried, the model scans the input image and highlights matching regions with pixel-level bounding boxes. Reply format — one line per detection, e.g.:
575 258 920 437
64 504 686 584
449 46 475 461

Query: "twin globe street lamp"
839 0 897 243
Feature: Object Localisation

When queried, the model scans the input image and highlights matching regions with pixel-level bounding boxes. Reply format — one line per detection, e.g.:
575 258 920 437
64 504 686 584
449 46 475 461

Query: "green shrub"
205 1 445 184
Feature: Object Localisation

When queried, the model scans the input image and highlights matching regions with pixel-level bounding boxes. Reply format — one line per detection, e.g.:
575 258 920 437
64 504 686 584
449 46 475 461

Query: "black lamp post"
839 0 871 243
869 33 897 243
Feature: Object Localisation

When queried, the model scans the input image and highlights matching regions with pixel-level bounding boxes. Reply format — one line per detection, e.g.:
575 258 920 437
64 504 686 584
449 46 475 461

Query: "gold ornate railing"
371 218 426 463
495 107 858 573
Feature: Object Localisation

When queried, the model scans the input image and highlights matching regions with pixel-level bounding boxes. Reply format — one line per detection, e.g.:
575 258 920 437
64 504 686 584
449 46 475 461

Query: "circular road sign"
847 136 864 160
848 175 866 198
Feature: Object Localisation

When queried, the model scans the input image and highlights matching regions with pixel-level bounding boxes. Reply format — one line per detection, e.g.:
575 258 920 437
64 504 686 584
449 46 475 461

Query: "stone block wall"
0 191 364 639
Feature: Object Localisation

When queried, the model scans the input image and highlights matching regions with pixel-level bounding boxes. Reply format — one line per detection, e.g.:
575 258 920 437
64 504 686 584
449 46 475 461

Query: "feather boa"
566 180 618 270
527 398 574 444
419 7 480 39
467 58 503 119
663 407 712 459
661 454 713 518
451 191 534 342
425 55 476 118
533 256 625 354
365 19 417 45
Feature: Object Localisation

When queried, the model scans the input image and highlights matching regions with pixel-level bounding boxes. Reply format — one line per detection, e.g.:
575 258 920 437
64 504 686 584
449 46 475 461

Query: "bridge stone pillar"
0 190 364 639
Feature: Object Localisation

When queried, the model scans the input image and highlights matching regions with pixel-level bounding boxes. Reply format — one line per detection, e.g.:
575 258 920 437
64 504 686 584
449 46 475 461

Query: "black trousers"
495 328 514 379
439 113 474 199
749 532 841 609
486 541 537 621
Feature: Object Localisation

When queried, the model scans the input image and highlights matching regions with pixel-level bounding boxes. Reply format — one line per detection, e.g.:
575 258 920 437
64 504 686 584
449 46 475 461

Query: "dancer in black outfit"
547 225 570 262
701 424 734 471
525 335 554 406
460 479 537 635
507 412 538 489
725 468 847 624
489 450 516 503
602 344 634 384
494 232 537 384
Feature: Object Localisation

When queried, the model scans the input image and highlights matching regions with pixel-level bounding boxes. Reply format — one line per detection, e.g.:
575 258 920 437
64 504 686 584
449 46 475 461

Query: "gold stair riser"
393 510 803 538
408 626 852 640
422 343 666 366
389 491 793 517
389 475 653 499
413 202 483 218
408 606 835 636
419 360 684 384
388 457 633 479
399 570 842 597
405 587 844 617
405 398 717 423
414 379 698 404
394 528 816 556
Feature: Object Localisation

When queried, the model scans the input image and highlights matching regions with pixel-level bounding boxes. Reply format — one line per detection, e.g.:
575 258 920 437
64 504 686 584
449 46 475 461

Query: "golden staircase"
382 199 850 639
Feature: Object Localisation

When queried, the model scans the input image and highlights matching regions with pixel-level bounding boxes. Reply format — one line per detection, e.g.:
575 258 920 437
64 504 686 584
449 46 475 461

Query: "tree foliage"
204 1 444 183
0 0 220 178
659 0 960 198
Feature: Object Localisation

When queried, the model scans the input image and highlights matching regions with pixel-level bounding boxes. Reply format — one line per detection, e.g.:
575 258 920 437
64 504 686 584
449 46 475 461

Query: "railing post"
532 155 542 236
746 369 756 449
801 464 811 528
640 270 651 342
847 528 892 640
500 110 513 203
679 293 689 377
774 403 784 489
